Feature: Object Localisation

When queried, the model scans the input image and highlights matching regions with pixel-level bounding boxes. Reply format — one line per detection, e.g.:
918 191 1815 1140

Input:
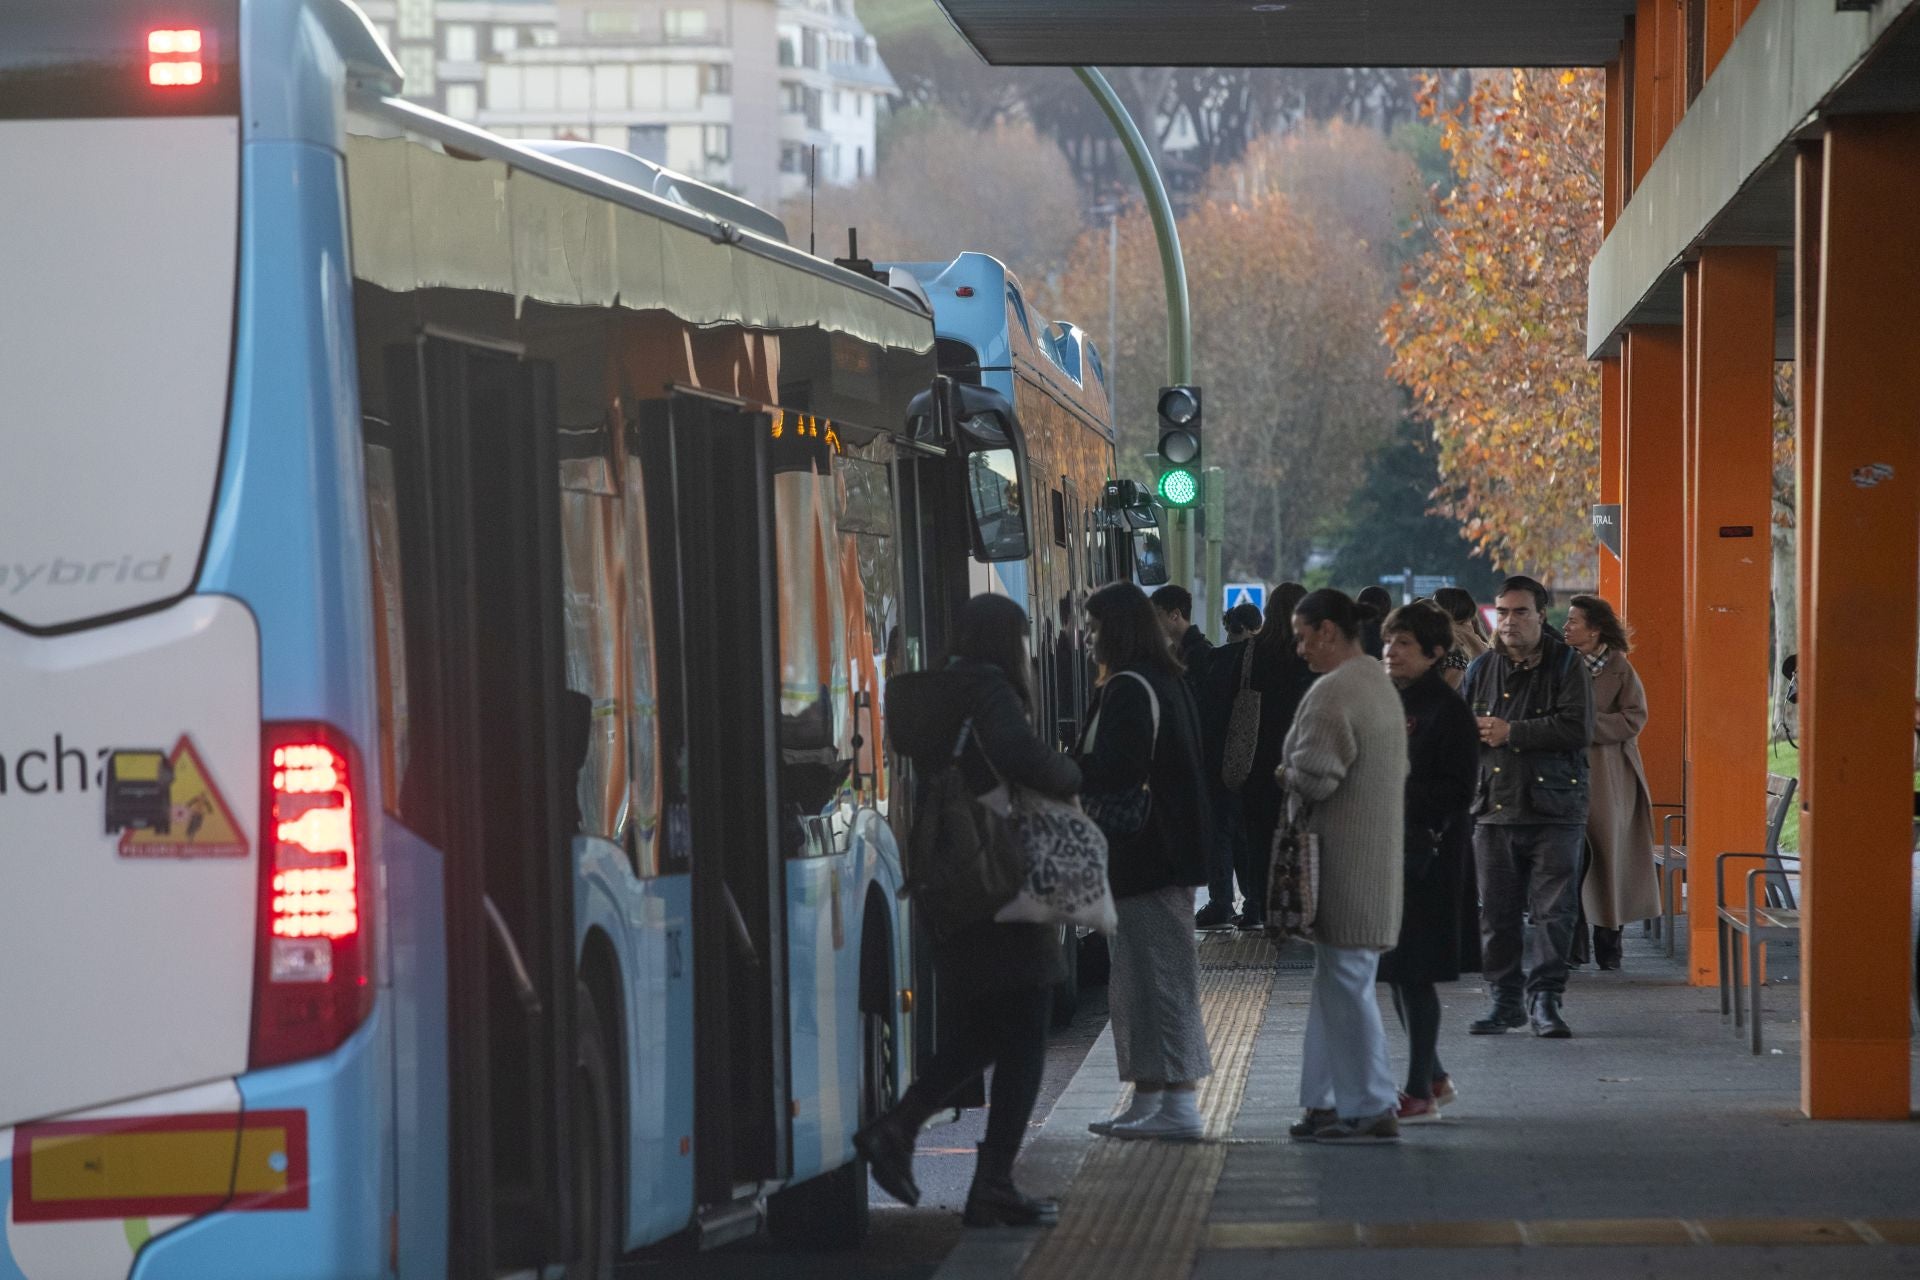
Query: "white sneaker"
1089 1090 1159 1136
1110 1090 1204 1142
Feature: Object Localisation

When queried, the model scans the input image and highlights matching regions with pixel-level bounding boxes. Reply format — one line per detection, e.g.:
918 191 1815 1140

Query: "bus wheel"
570 983 619 1279
766 1007 882 1249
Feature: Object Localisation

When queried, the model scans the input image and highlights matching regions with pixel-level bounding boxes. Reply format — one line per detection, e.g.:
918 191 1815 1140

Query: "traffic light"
1155 384 1202 508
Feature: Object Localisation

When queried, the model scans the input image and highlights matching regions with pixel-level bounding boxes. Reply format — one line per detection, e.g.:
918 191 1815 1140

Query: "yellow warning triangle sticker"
118 734 249 860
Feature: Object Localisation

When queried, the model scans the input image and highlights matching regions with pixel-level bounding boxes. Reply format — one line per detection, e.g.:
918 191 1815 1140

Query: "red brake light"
148 28 206 87
251 724 373 1068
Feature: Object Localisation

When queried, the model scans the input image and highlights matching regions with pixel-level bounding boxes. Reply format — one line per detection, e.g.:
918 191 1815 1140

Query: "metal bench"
1715 773 1801 1054
1651 811 1687 957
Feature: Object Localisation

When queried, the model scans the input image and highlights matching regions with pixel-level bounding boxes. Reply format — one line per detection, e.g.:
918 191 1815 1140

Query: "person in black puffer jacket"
854 594 1080 1229
1238 581 1317 929
1078 582 1214 1142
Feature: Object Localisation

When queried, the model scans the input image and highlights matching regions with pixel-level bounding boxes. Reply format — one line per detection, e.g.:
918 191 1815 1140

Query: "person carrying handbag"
855 594 1080 1228
1077 583 1214 1141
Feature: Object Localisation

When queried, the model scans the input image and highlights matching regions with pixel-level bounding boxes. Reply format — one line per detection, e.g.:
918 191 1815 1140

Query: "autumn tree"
1381 70 1605 583
784 113 1085 280
1050 168 1399 582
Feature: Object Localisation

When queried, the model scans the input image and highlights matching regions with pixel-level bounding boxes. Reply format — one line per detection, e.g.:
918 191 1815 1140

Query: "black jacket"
1077 663 1210 899
1176 625 1214 694
1194 637 1251 776
1378 668 1481 985
887 660 1081 995
1460 633 1595 825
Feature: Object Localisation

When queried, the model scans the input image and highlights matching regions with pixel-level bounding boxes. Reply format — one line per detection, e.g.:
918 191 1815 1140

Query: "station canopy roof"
933 0 1638 68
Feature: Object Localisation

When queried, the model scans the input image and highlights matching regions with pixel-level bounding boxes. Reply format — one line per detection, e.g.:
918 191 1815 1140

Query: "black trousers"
1205 781 1244 908
1238 777 1282 921
902 983 1050 1152
1474 823 1584 998
1391 982 1444 1100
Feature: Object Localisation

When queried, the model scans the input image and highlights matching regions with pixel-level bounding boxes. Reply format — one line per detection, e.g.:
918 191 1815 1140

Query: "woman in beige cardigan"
1562 595 1661 969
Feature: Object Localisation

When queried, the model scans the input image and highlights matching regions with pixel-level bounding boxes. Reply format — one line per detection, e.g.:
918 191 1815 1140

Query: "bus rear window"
0 0 240 119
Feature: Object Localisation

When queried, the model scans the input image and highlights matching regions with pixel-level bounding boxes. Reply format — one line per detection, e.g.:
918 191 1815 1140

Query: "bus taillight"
251 724 373 1069
148 29 207 87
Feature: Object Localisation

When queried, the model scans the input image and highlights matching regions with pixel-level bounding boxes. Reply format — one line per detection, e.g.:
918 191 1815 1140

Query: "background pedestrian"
1376 603 1480 1122
1561 595 1660 970
1282 589 1408 1144
1356 584 1393 659
1433 585 1492 691
1461 575 1595 1039
1238 581 1315 930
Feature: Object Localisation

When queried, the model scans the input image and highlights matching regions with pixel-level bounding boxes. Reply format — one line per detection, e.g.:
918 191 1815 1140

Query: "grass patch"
1767 740 1800 851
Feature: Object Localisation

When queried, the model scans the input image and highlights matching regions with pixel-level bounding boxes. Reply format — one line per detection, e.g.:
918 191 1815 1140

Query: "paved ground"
934 927 1920 1280
618 984 1111 1278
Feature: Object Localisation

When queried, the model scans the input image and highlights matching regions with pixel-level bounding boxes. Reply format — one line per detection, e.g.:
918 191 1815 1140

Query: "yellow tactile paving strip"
1020 936 1276 1280
1204 1217 1920 1250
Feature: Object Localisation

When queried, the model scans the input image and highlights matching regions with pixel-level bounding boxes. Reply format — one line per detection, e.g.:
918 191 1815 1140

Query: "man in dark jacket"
1150 584 1213 688
1460 575 1595 1039
1192 619 1251 927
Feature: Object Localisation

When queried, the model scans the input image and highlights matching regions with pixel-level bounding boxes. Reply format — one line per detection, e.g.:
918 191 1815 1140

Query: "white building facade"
362 0 894 216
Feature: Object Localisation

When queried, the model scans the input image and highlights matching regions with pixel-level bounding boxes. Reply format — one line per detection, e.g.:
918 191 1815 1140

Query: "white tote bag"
992 790 1118 934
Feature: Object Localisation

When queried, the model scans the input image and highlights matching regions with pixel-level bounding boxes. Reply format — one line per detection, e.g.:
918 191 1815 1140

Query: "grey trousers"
1474 823 1585 998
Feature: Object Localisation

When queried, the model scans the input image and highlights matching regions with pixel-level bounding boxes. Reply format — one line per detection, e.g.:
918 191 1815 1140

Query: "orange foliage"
1381 70 1604 583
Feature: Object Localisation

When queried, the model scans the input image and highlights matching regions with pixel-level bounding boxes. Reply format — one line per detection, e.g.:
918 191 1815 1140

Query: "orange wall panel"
1621 326 1687 822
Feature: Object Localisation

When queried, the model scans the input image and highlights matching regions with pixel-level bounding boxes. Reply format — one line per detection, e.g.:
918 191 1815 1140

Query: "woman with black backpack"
853 593 1079 1228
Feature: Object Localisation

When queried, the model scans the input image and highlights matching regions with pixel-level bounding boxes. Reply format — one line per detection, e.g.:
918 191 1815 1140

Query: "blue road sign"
1223 582 1266 615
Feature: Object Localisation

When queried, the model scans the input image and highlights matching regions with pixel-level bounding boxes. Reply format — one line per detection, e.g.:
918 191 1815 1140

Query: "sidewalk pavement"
935 929 1920 1280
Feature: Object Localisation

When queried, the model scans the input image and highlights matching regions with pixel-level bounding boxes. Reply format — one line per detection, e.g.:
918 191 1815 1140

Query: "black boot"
854 1090 935 1208
1529 992 1572 1039
962 1143 1059 1228
1468 993 1527 1035
1593 927 1623 971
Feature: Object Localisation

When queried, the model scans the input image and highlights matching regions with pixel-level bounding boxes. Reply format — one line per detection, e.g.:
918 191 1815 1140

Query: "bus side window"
835 440 897 809
557 416 632 848
618 411 667 878
363 432 413 817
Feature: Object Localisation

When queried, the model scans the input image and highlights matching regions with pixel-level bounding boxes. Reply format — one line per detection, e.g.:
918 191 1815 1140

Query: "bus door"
381 336 580 1275
655 390 789 1208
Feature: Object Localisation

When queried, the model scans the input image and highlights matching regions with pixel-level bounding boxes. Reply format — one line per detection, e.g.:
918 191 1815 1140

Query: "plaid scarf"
1582 646 1610 677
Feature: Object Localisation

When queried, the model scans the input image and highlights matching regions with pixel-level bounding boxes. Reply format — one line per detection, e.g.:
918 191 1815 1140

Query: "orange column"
1799 118 1920 1119
1604 57 1624 233
1704 0 1740 78
1631 3 1658 187
1620 327 1687 832
1684 247 1776 986
1599 358 1624 604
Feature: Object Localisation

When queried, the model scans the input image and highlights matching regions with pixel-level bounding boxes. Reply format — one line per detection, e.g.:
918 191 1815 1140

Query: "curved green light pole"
1073 66 1191 383
1076 66 1205 621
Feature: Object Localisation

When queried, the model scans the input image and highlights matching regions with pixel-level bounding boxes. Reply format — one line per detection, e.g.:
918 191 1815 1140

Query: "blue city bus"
0 3 1039 1276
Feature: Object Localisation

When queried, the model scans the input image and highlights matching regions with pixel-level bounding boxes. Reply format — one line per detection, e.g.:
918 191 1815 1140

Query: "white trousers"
1299 942 1399 1120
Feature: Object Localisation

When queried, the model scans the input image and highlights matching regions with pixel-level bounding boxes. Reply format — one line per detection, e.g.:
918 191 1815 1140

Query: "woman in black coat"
1077 582 1214 1141
1377 603 1481 1121
855 594 1079 1227
1237 581 1316 929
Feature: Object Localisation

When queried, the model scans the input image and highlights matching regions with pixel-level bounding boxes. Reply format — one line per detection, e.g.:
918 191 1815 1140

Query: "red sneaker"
1396 1093 1442 1124
1430 1075 1458 1108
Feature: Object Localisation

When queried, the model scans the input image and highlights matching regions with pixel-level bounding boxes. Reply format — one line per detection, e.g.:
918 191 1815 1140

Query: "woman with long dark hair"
1236 581 1315 929
1432 586 1491 692
855 593 1080 1227
1561 594 1660 969
1376 603 1480 1121
1078 582 1214 1140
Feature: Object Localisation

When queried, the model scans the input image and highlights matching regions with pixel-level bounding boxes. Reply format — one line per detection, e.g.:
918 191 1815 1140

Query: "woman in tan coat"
1563 595 1661 969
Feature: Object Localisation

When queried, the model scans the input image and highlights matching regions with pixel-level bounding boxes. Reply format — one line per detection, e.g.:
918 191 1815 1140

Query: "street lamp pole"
1074 66 1196 599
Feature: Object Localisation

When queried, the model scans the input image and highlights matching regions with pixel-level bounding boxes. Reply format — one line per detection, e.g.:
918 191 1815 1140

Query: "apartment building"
360 0 893 216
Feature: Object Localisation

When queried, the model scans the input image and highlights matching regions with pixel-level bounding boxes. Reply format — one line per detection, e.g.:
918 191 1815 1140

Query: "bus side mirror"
1133 530 1169 585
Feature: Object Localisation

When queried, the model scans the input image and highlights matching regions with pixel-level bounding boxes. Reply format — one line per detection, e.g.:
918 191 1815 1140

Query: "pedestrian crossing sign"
1223 582 1266 615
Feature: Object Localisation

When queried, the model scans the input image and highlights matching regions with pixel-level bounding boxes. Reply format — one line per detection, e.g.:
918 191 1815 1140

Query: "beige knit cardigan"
1280 655 1409 950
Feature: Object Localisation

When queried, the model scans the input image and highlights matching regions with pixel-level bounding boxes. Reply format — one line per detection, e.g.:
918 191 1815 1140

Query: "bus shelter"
938 0 1919 1119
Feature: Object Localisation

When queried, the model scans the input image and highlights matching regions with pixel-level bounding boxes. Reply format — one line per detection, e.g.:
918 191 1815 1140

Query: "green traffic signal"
1157 466 1199 508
